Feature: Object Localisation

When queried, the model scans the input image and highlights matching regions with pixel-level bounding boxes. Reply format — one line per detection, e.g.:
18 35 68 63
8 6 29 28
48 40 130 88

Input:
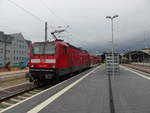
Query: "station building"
123 49 150 64
141 48 150 54
0 31 31 67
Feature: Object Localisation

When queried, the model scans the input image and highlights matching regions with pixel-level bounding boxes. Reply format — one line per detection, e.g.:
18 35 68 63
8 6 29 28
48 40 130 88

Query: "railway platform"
123 64 150 74
0 83 33 100
1 65 150 113
0 70 28 76
0 70 28 82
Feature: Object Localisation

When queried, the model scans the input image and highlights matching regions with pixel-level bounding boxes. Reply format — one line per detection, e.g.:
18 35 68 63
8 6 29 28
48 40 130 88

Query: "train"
28 40 101 85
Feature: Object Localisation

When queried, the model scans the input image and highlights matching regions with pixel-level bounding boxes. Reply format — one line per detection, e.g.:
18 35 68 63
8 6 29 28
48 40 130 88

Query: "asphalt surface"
112 66 150 113
38 66 109 113
1 65 150 113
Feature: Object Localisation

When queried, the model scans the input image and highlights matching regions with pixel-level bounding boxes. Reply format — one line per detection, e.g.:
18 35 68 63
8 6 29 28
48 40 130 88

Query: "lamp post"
106 15 119 77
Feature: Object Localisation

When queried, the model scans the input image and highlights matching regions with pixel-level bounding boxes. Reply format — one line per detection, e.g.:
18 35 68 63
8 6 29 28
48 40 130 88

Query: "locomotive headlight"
31 65 34 67
52 65 55 68
31 59 40 63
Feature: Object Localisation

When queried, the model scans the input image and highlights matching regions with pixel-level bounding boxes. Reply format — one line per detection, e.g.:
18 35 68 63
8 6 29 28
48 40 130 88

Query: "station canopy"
123 50 150 62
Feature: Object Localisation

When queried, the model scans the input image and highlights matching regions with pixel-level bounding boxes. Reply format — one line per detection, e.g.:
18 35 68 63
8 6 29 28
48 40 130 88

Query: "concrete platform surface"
0 70 28 83
0 70 28 76
1 65 150 113
123 64 150 74
113 66 150 113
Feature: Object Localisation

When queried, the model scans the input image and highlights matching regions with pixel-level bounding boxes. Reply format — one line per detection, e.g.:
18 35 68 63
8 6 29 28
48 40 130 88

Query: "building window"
6 57 9 60
0 48 3 53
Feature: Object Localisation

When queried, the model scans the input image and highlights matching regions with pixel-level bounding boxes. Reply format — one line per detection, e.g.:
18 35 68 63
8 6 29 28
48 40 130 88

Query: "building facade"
0 32 5 67
0 31 32 67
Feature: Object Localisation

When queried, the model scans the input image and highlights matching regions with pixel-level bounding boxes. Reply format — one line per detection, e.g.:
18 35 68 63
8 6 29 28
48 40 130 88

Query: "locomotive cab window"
63 46 67 55
45 43 56 54
32 43 56 55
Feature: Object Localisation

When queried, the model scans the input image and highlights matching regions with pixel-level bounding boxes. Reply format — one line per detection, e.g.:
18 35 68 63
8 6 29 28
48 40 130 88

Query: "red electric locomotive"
90 54 102 66
29 40 91 85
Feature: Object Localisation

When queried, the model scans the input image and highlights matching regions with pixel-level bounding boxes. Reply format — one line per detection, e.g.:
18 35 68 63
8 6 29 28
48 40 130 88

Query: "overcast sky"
0 0 150 52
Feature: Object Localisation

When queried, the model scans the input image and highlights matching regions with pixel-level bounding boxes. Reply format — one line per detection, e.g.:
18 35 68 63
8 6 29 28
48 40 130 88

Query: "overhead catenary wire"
7 0 78 43
62 32 92 50
7 0 44 23
38 0 97 48
39 0 68 26
39 0 67 40
6 0 94 48
7 0 62 42
0 23 37 41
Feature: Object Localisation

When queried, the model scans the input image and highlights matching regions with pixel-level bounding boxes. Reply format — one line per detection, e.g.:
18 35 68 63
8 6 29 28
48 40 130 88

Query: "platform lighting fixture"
106 14 119 78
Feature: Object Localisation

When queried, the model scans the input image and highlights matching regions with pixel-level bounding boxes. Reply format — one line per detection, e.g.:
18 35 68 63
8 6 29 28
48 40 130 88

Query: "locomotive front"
29 42 57 85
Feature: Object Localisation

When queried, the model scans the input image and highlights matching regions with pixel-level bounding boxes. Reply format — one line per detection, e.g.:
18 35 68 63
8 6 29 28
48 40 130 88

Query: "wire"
39 0 68 25
0 23 37 40
7 0 44 23
63 32 91 49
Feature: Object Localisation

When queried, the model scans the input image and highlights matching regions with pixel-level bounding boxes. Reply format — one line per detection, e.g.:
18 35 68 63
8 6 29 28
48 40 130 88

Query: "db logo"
41 59 45 63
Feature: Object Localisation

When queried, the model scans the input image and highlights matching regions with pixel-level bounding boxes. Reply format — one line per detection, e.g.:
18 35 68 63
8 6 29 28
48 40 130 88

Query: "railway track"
0 78 59 112
123 64 150 74
0 85 40 111
0 66 98 112
0 76 76 112
0 78 62 112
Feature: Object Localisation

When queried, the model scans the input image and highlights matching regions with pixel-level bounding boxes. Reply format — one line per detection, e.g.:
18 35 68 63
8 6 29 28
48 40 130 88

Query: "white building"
0 32 6 67
0 32 31 67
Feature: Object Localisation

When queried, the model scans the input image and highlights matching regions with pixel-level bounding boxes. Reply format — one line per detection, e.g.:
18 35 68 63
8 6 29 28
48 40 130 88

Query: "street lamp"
106 15 119 77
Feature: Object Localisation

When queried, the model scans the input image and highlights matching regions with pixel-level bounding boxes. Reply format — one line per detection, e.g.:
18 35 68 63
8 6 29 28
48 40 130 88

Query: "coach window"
63 46 67 55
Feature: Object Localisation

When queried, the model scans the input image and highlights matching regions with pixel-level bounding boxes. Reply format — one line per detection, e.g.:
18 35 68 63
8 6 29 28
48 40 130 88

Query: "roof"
0 32 5 42
9 33 24 39
26 40 32 46
0 32 13 43
142 48 150 50
33 40 88 53
0 32 32 45
5 35 14 42
123 50 150 57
